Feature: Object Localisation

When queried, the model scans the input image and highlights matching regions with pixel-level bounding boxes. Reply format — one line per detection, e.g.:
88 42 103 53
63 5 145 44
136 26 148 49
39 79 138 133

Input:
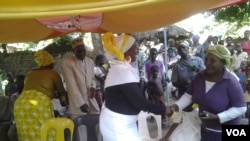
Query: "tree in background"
194 1 250 42
0 44 8 56
213 1 250 33
43 34 73 55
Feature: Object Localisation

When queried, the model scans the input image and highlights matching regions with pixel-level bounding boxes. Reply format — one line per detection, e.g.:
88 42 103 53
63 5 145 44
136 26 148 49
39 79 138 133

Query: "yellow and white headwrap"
34 50 54 67
102 32 136 61
206 45 233 70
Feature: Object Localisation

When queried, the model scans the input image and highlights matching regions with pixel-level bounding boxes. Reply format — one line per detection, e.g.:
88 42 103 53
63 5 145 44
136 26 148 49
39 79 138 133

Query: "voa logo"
226 129 247 136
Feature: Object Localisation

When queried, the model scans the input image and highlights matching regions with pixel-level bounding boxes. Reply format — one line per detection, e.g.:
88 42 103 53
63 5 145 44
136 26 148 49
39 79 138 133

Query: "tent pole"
163 27 169 103
163 27 171 126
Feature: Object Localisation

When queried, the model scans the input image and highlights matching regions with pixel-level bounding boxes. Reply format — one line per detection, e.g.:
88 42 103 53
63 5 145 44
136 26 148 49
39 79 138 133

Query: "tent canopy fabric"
0 0 245 43
211 0 247 10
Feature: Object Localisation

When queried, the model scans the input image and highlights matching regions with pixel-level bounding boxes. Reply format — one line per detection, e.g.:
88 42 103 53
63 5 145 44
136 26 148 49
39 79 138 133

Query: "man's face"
168 39 175 47
74 45 86 60
226 37 233 45
150 50 157 61
167 50 175 57
178 45 189 57
235 43 242 52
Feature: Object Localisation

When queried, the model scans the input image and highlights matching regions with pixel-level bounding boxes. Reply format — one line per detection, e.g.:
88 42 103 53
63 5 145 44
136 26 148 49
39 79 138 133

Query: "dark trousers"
201 126 221 141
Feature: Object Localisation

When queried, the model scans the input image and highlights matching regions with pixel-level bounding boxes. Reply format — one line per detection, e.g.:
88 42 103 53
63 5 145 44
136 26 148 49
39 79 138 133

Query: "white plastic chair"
138 111 162 141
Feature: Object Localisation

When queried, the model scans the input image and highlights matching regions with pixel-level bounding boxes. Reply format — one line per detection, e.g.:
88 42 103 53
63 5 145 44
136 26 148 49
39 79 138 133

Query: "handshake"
165 104 218 120
165 104 179 117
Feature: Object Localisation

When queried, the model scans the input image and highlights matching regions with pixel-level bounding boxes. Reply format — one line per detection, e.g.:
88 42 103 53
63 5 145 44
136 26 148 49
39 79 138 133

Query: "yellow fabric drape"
0 0 229 43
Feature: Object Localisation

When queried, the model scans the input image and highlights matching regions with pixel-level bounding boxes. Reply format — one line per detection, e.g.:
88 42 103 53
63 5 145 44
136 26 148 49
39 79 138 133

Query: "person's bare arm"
152 78 164 95
160 123 179 141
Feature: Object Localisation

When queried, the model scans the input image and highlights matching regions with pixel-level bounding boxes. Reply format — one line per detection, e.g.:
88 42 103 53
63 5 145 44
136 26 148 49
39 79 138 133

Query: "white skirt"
100 105 141 141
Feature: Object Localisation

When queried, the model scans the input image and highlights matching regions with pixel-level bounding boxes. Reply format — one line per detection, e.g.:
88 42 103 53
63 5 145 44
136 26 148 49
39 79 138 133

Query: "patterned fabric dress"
13 68 66 141
14 90 55 141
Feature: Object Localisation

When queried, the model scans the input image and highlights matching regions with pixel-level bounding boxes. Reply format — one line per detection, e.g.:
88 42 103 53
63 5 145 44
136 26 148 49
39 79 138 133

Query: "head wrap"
102 32 136 61
192 35 200 41
179 40 190 48
206 45 233 70
72 37 84 49
34 50 54 67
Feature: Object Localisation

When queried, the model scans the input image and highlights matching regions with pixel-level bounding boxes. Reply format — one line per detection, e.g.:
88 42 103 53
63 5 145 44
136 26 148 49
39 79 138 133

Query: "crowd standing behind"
94 54 110 109
2 29 250 141
128 31 250 101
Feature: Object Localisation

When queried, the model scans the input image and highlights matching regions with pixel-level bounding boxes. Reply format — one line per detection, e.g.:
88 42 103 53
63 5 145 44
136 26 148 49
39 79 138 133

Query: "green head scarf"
206 45 233 70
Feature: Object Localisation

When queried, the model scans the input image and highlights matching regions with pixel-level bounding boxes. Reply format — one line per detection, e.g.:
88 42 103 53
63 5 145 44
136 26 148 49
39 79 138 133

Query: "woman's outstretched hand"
199 111 219 120
166 106 173 117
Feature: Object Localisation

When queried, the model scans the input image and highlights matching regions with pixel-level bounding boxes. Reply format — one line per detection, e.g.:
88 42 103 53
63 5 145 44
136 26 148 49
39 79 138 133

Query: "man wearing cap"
171 41 205 99
62 37 100 120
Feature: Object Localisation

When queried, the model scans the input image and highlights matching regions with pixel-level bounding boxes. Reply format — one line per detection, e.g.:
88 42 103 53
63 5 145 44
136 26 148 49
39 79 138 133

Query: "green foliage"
43 35 73 55
213 1 250 28
43 32 87 55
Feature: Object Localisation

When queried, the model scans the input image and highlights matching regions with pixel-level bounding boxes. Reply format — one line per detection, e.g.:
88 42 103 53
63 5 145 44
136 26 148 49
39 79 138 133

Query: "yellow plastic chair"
41 117 74 141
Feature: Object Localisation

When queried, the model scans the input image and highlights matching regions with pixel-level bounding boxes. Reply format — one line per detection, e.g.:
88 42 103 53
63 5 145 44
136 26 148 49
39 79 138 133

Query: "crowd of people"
0 29 249 141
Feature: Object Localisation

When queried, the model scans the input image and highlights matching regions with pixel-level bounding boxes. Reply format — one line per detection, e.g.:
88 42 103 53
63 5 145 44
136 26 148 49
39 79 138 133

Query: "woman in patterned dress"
14 50 67 141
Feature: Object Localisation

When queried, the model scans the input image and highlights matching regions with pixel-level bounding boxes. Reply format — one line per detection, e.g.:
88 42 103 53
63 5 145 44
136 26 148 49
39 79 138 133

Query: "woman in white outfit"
100 32 169 141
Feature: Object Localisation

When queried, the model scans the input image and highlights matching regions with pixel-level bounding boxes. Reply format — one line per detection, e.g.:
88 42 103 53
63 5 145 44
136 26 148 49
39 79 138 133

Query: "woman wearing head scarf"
167 45 247 141
100 32 168 141
14 50 67 141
